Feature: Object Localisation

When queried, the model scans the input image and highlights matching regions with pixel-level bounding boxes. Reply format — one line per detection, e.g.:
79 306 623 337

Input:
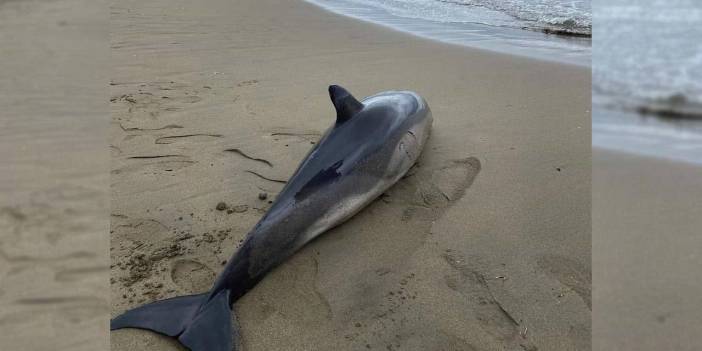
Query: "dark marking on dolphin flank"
294 159 343 201
111 85 433 351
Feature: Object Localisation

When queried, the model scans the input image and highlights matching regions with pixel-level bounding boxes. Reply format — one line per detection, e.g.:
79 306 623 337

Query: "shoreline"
593 106 702 166
304 0 591 67
110 0 591 350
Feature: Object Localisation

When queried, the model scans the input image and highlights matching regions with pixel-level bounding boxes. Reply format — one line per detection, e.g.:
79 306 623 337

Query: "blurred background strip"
0 0 109 350
592 0 702 349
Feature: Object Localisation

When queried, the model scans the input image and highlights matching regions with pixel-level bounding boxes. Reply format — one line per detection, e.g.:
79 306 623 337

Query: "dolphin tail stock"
110 289 239 351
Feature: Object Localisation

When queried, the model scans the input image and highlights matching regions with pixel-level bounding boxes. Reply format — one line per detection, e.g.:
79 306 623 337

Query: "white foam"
305 0 591 66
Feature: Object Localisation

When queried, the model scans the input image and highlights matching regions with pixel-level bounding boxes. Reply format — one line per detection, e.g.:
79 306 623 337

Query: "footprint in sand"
387 156 481 221
431 158 482 203
239 254 331 328
111 216 171 243
170 259 216 294
111 81 211 124
536 254 591 309
110 145 123 157
442 250 519 343
112 92 163 121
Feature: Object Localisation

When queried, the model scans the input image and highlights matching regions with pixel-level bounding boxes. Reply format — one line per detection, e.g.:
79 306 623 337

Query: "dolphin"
110 85 433 351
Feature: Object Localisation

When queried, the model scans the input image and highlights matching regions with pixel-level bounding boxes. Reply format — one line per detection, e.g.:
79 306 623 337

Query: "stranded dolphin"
110 85 433 351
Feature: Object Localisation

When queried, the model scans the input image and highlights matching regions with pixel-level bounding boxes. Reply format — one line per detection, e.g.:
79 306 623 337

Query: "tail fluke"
179 290 235 351
111 290 236 351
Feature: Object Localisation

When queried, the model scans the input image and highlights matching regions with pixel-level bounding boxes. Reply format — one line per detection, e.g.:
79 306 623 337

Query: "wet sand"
593 150 702 351
109 0 591 350
0 0 109 349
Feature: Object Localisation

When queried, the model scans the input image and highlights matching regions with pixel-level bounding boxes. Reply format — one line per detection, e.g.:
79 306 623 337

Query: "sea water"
305 0 591 65
592 0 702 165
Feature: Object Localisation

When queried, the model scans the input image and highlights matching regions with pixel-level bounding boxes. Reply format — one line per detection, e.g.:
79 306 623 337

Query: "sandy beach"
109 0 591 350
593 150 702 351
0 0 109 349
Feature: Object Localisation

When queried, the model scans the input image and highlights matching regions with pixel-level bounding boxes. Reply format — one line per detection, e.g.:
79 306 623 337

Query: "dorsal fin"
329 85 363 123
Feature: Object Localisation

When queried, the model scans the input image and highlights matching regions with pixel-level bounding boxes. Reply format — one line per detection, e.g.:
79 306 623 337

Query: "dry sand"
593 150 702 351
0 0 109 349
109 0 591 350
